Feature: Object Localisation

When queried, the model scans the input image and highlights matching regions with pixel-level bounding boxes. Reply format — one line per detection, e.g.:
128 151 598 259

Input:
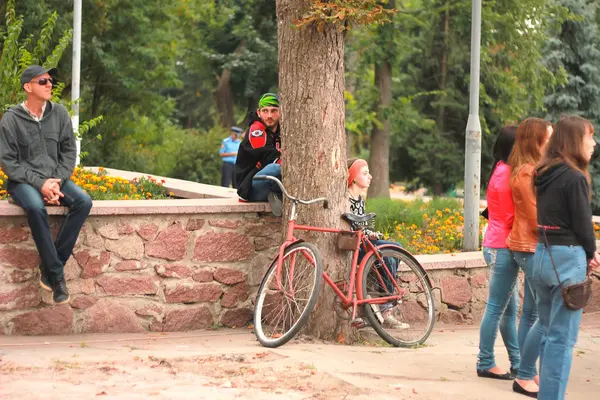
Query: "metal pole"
464 0 482 251
72 0 82 165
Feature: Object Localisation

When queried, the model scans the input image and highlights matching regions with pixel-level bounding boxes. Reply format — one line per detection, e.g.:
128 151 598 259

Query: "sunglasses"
30 78 54 86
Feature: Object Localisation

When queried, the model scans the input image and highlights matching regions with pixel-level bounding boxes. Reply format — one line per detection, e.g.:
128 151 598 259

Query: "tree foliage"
3 0 598 201
0 0 71 113
541 0 600 212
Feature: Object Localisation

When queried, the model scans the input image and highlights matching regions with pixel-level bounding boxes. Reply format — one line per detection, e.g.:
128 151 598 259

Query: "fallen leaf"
96 392 107 396
413 389 418 394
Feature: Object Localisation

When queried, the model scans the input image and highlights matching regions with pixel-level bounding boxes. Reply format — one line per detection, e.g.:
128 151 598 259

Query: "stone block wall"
1 199 599 335
420 257 600 325
0 210 280 335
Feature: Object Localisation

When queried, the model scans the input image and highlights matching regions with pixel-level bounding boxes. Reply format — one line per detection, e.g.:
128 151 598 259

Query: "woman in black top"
529 116 600 400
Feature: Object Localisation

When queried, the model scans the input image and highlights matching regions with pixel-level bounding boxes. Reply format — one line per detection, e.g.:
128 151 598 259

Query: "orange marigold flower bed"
0 167 169 200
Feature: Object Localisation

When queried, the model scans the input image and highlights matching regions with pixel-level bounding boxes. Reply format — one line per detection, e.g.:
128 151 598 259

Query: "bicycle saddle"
341 212 376 224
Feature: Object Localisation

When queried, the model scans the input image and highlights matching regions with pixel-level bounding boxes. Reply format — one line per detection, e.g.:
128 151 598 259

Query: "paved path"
1 315 599 399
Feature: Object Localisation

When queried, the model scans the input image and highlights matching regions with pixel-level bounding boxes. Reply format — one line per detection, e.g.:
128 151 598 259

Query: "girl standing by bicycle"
347 158 407 329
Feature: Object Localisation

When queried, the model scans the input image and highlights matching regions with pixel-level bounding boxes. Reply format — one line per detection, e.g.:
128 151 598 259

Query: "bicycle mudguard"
357 244 434 291
270 239 306 264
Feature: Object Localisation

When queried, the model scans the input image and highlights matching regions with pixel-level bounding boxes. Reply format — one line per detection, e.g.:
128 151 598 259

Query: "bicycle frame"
274 201 405 320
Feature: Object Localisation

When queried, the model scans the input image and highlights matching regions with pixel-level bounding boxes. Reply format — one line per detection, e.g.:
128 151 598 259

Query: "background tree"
2 0 583 200
542 0 600 211
176 0 279 129
0 0 71 114
366 0 395 199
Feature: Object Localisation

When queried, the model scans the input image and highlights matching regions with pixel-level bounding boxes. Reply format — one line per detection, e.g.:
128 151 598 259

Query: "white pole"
464 0 482 251
72 0 82 165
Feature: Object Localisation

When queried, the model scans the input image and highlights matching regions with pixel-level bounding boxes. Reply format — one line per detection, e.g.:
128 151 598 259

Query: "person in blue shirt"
220 126 243 188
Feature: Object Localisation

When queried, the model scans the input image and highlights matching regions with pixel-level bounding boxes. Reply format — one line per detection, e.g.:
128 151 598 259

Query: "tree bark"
437 0 450 131
214 42 245 128
367 60 392 198
276 0 357 343
215 68 235 128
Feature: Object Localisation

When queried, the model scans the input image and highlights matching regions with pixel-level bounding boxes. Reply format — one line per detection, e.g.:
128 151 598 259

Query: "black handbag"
542 229 593 311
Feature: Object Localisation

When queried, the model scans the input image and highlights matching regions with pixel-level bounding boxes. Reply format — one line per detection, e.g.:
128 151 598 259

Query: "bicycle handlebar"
254 176 329 208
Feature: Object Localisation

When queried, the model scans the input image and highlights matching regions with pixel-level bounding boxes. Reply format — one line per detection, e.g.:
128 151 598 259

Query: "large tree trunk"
277 0 357 343
367 60 392 199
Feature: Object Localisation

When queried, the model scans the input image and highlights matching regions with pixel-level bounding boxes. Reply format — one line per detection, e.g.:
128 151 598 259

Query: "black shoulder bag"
542 229 593 310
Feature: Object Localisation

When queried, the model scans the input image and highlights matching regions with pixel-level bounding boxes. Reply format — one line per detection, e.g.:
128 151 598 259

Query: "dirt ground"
1 315 599 399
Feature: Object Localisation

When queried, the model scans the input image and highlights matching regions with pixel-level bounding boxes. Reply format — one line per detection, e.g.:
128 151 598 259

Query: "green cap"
258 93 279 109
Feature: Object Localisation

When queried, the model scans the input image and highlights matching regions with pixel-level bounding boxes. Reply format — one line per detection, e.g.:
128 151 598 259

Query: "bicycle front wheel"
360 247 435 347
253 242 324 348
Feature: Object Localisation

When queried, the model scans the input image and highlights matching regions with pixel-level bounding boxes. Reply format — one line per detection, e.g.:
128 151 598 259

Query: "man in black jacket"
234 93 283 216
0 65 93 304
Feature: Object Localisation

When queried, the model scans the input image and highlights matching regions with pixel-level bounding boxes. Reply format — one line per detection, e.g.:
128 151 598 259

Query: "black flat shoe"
513 381 538 398
476 369 514 380
510 368 518 378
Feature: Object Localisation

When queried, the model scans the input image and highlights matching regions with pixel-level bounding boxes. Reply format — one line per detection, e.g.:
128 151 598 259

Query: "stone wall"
1 199 599 335
0 200 279 335
417 253 600 325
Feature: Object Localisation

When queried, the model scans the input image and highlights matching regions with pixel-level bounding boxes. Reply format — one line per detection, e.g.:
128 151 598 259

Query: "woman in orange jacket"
507 117 553 397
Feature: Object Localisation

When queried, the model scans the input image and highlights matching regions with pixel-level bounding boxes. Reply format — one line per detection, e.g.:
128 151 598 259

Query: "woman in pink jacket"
477 126 520 380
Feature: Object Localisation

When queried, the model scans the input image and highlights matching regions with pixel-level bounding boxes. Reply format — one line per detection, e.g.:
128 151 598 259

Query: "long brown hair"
536 115 593 196
508 117 552 180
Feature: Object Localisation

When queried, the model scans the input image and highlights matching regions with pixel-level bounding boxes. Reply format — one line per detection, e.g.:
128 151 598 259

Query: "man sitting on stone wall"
0 65 93 304
234 93 283 216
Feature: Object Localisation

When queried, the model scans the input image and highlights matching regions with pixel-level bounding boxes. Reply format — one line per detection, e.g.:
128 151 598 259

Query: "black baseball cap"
20 65 57 87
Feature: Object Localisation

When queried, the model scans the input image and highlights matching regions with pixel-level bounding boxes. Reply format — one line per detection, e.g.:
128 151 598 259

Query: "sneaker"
39 269 52 292
382 311 409 329
267 191 283 217
369 303 384 324
53 279 70 304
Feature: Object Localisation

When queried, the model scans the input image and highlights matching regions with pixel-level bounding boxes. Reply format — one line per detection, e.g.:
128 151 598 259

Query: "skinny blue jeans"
513 251 542 380
477 247 521 371
248 163 281 202
531 244 586 400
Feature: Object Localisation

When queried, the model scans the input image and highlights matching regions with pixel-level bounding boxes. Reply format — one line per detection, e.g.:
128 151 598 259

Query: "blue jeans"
8 180 92 286
359 239 401 312
513 251 542 379
248 163 282 202
477 247 520 371
532 244 585 400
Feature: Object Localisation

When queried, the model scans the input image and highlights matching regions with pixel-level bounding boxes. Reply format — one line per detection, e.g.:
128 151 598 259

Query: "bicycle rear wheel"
360 247 435 347
253 242 323 348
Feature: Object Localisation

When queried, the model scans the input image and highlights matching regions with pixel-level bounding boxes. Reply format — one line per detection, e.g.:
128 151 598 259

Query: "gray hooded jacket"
0 101 76 190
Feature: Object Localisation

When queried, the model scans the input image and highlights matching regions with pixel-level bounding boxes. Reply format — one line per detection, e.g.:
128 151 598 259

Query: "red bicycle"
253 176 435 348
